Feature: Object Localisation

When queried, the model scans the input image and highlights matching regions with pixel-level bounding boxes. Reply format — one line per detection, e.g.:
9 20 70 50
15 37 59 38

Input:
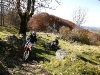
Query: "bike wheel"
23 49 30 61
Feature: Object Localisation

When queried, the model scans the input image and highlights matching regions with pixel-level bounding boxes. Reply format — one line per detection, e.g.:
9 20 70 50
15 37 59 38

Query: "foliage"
59 26 71 40
27 12 76 32
59 26 100 46
71 28 90 44
96 41 100 46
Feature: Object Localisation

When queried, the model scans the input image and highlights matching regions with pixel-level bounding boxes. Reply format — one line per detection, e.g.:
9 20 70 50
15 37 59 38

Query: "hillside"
0 25 100 75
82 26 100 34
27 12 76 32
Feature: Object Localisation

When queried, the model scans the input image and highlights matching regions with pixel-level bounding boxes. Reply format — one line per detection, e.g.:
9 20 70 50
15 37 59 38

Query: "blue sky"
41 0 100 27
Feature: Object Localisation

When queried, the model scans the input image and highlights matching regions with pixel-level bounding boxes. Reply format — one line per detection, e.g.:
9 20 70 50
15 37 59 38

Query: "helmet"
31 31 36 35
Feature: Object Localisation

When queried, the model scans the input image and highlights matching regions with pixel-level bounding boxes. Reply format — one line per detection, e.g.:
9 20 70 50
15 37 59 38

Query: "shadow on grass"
0 63 10 75
34 47 55 56
32 47 55 63
0 44 25 75
77 55 99 65
96 56 100 58
30 37 56 63
0 33 56 75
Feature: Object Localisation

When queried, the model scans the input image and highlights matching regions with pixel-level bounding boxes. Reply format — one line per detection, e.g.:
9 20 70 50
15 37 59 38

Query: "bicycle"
23 42 34 61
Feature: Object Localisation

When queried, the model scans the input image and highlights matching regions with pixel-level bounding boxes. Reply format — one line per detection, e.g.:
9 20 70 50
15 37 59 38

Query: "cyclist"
53 37 59 46
25 31 37 49
51 37 59 50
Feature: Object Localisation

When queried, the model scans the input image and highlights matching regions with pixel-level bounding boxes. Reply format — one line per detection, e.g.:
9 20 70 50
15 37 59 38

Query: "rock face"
56 49 67 60
0 35 20 51
4 35 19 45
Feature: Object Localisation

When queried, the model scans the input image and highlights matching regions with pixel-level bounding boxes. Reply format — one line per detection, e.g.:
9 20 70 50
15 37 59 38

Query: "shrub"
59 26 71 40
96 41 100 46
59 26 100 46
88 33 97 45
60 26 90 45
71 27 90 44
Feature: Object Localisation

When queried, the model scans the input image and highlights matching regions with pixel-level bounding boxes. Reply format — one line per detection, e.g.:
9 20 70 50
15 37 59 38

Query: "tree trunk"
16 0 35 36
19 12 27 36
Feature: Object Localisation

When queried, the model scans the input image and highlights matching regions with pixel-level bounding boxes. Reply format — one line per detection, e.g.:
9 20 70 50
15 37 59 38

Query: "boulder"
56 49 67 60
4 35 19 45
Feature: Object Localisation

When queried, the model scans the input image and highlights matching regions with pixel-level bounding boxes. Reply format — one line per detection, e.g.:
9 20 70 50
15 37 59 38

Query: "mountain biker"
53 37 59 46
51 37 59 50
25 31 37 49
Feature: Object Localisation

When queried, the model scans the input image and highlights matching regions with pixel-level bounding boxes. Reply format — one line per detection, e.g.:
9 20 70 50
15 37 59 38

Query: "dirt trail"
6 58 52 75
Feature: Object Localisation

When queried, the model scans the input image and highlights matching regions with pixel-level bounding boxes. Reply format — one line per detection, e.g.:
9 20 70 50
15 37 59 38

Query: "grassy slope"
0 25 19 39
37 32 100 75
0 25 100 75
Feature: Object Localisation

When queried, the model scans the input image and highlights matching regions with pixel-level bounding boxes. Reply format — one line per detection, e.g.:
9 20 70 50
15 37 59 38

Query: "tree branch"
16 0 22 17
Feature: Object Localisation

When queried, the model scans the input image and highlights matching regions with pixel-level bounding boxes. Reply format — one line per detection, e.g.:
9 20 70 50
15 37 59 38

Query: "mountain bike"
23 42 33 61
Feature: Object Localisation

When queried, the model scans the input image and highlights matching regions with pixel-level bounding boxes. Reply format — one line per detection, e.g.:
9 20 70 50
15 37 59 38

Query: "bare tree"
0 0 4 26
72 6 88 26
4 8 20 26
6 0 61 36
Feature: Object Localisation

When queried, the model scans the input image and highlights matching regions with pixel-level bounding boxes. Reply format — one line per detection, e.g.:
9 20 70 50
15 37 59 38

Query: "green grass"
37 32 100 75
0 25 100 75
0 25 19 39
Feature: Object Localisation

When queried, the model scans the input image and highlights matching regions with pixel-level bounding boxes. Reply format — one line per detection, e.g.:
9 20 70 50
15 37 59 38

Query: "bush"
59 26 71 40
96 41 100 46
60 26 90 44
60 26 90 45
59 26 100 46
71 27 90 44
